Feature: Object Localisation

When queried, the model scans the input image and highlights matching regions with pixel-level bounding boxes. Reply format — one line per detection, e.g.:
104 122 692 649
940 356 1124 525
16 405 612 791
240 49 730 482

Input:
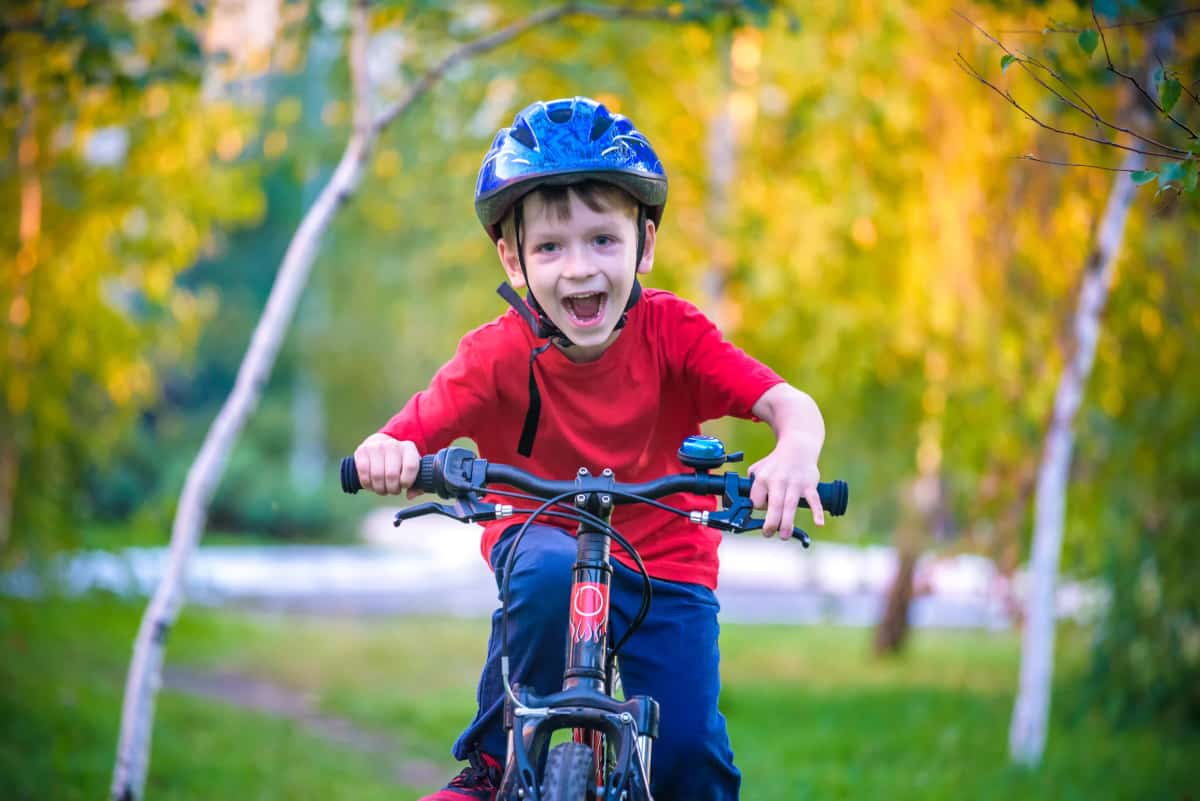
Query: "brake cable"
482 484 714 671
495 491 667 714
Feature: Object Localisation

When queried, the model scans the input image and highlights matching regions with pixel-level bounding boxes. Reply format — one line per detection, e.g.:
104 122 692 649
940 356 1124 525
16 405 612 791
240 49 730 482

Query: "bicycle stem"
563 491 616 695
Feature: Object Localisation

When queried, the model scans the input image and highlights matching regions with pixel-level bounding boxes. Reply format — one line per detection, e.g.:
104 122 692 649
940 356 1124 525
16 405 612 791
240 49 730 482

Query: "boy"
353 97 825 801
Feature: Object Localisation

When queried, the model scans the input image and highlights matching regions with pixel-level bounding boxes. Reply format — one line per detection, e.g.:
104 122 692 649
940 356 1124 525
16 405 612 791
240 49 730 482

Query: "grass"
0 596 421 801
1 594 1195 801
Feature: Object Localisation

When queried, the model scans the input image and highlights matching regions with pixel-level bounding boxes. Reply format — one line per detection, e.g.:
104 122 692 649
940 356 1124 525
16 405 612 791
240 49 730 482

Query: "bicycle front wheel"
540 742 597 801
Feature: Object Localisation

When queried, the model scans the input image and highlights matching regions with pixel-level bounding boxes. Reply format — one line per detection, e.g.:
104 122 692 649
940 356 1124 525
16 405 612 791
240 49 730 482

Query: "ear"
496 238 526 288
636 218 657 275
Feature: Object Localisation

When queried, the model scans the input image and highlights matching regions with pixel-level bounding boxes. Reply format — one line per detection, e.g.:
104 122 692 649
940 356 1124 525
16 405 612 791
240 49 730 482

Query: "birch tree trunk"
1007 147 1144 766
703 31 735 331
108 10 373 799
109 5 696 797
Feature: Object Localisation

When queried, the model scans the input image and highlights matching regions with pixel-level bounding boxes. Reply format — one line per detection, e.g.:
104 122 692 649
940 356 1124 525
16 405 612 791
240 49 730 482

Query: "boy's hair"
498 180 639 253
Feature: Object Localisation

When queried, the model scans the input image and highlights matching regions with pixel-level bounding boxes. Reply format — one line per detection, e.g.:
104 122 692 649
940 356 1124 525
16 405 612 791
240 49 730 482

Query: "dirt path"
163 666 447 788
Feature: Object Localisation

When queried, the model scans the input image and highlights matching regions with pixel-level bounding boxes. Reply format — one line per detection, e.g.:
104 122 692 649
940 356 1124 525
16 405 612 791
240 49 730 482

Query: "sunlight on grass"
2 596 1193 801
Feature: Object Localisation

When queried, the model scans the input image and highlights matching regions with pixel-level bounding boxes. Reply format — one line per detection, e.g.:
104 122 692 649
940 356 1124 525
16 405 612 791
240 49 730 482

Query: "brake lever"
393 497 513 527
698 474 812 547
726 516 812 548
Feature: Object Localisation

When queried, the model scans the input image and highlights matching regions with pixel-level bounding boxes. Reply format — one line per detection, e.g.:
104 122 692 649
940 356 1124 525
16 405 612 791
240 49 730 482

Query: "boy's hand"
353 434 423 497
748 433 826 538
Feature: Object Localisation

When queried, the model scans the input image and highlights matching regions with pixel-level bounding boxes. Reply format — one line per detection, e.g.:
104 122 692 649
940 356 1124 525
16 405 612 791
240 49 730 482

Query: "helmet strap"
634 204 647 272
514 201 573 347
498 199 647 458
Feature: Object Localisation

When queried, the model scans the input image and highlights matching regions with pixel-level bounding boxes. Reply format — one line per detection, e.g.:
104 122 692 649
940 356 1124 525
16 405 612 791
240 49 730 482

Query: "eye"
593 234 616 247
534 240 560 253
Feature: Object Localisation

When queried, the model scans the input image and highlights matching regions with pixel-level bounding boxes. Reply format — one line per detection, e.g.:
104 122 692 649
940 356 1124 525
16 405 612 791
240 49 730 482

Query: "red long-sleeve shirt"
380 288 783 589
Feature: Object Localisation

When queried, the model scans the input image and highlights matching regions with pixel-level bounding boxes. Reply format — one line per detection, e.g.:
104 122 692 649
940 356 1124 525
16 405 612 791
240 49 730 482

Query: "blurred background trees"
0 1 265 556
2 0 1196 747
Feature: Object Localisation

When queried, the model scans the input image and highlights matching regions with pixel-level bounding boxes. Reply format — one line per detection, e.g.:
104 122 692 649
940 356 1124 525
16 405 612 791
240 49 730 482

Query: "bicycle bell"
677 435 744 472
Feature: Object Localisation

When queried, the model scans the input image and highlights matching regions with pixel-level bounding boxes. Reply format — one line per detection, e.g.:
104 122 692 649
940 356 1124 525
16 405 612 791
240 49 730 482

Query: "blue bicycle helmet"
475 97 668 240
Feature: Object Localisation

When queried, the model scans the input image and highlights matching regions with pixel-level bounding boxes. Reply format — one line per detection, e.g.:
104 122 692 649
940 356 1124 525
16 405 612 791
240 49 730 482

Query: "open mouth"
562 292 608 328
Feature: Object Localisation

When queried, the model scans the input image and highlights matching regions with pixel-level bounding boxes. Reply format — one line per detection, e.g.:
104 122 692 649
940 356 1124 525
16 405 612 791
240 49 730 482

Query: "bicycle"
341 434 848 801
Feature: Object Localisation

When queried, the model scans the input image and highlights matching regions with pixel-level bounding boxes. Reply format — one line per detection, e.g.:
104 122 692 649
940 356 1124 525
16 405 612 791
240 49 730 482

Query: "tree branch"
955 10 1191 157
1158 54 1200 109
1020 54 1103 121
1020 52 1188 154
955 53 1182 160
1016 154 1149 172
1181 81 1200 108
1092 5 1198 140
374 2 699 133
998 6 1200 34
375 5 567 133
1100 5 1200 29
560 3 699 21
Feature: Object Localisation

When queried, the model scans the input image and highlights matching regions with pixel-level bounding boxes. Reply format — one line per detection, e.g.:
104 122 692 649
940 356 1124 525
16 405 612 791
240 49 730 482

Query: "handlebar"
340 446 848 542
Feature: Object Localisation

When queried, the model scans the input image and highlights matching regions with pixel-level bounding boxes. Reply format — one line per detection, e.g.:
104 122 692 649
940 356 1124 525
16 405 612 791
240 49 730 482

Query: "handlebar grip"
340 453 438 495
340 456 362 494
415 454 436 493
819 480 849 517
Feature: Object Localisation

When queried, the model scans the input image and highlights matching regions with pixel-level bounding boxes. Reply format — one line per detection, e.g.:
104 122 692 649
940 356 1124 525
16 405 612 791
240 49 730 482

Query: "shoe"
418 750 502 801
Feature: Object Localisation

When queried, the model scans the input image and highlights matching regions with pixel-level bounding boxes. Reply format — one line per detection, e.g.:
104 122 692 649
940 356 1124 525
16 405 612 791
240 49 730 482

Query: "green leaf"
1160 77 1182 115
1130 169 1158 185
1000 54 1016 73
1077 29 1099 56
1158 161 1186 189
1182 160 1198 194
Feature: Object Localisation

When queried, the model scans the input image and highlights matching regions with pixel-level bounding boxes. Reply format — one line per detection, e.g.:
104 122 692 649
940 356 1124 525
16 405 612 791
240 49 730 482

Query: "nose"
559 244 597 281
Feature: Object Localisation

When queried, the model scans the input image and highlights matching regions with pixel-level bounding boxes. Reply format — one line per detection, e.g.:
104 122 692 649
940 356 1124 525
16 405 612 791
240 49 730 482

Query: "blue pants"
452 525 741 801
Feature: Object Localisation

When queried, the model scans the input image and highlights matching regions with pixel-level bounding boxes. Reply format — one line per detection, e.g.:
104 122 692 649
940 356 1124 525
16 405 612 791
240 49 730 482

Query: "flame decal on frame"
570 582 609 643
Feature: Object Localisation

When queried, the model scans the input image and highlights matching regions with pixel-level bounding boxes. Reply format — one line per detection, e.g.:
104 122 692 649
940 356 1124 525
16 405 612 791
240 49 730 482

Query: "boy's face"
497 188 656 362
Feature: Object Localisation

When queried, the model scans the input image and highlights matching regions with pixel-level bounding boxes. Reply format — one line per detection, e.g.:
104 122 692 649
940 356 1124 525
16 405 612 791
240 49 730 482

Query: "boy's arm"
358 329 499 497
748 383 826 537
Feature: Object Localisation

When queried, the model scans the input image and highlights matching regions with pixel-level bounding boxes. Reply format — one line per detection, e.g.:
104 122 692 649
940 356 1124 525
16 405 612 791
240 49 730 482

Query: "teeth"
563 292 604 322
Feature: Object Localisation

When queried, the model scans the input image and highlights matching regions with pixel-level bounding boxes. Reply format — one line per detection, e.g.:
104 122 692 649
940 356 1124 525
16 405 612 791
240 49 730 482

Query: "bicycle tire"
540 742 597 801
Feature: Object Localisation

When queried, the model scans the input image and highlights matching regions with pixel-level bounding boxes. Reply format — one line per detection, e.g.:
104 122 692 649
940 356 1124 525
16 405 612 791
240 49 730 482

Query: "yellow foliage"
7 290 30 327
216 128 244 161
373 148 402 178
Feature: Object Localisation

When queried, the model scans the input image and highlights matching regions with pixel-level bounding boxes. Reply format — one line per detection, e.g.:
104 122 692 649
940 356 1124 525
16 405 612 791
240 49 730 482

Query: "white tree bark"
1008 146 1143 767
703 31 735 331
109 5 699 798
108 9 373 799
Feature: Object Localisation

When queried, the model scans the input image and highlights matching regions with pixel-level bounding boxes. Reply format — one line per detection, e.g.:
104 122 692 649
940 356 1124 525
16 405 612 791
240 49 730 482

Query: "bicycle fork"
498 485 659 800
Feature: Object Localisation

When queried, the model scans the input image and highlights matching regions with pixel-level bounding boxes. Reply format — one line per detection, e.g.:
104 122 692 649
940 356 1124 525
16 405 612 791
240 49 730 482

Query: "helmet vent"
474 97 668 237
589 111 614 141
508 120 537 150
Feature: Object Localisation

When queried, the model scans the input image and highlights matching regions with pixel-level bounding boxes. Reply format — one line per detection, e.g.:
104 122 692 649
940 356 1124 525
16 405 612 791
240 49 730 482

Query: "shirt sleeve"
378 332 496 454
665 297 785 423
